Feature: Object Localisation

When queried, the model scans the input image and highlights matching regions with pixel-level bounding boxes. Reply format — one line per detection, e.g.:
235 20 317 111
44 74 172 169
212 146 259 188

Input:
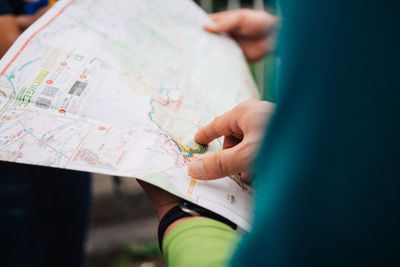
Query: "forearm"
138 182 239 266
0 15 20 57
162 217 239 267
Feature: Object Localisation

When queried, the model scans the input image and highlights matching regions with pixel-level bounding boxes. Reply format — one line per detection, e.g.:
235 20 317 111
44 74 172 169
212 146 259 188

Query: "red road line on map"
0 0 75 76
173 96 184 112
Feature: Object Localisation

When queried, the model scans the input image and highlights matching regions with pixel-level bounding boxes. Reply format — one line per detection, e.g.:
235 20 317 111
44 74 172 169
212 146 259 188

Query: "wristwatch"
157 201 237 253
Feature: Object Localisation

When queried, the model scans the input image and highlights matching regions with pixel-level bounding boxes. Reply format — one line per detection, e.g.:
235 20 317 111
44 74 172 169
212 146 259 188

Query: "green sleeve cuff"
162 218 239 267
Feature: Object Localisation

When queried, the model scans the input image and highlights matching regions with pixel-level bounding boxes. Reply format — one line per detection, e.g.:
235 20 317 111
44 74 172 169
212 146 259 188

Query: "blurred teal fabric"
231 0 400 266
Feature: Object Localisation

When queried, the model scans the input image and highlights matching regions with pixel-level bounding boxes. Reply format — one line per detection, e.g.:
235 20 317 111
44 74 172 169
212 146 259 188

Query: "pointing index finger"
194 111 238 145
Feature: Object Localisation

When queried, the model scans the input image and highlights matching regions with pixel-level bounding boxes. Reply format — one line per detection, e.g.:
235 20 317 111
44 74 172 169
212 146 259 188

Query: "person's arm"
138 182 238 267
139 100 274 265
0 15 20 57
162 218 238 267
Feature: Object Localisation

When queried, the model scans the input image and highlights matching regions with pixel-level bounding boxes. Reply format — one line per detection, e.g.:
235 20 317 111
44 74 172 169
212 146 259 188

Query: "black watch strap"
157 201 237 253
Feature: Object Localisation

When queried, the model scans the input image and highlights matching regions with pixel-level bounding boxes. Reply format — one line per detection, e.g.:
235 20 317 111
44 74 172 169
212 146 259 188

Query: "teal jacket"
163 0 400 266
232 0 400 266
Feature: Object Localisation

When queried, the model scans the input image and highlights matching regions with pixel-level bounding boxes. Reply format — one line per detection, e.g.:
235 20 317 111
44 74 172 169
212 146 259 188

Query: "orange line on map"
186 178 197 196
0 0 75 76
64 124 95 168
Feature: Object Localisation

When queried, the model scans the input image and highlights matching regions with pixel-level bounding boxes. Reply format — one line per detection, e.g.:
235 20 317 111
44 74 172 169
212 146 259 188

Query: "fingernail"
188 160 204 179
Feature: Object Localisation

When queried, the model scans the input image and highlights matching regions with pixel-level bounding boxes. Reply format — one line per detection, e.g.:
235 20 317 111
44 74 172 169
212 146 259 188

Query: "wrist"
156 201 179 220
157 201 237 253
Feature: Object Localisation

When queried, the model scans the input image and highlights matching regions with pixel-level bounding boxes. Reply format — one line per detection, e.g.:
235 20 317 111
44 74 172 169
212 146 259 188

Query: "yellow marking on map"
186 177 197 197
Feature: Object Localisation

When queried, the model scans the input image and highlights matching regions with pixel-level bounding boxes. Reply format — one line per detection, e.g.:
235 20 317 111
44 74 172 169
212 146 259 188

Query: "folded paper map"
0 0 259 230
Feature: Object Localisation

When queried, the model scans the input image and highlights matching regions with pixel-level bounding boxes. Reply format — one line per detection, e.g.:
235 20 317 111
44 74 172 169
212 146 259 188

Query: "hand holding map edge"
204 9 279 62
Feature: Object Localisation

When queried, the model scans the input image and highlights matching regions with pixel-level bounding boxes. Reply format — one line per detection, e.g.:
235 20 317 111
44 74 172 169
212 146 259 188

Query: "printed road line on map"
64 124 95 168
0 0 75 76
4 120 70 158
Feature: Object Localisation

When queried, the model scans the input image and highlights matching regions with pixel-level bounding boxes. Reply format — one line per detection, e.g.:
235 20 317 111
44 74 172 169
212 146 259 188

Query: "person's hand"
188 99 274 180
204 9 279 62
138 180 181 220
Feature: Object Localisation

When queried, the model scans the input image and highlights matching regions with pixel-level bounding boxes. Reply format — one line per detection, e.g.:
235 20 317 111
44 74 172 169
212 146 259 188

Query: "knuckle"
216 154 226 175
208 151 228 177
214 114 223 122
236 99 256 113
236 145 253 168
203 130 212 141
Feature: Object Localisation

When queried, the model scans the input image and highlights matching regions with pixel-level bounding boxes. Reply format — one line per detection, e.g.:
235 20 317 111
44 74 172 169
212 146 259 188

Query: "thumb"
188 146 246 180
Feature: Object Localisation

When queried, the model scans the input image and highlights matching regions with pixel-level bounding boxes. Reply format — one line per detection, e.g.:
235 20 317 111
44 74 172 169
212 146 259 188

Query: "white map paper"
0 0 259 230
